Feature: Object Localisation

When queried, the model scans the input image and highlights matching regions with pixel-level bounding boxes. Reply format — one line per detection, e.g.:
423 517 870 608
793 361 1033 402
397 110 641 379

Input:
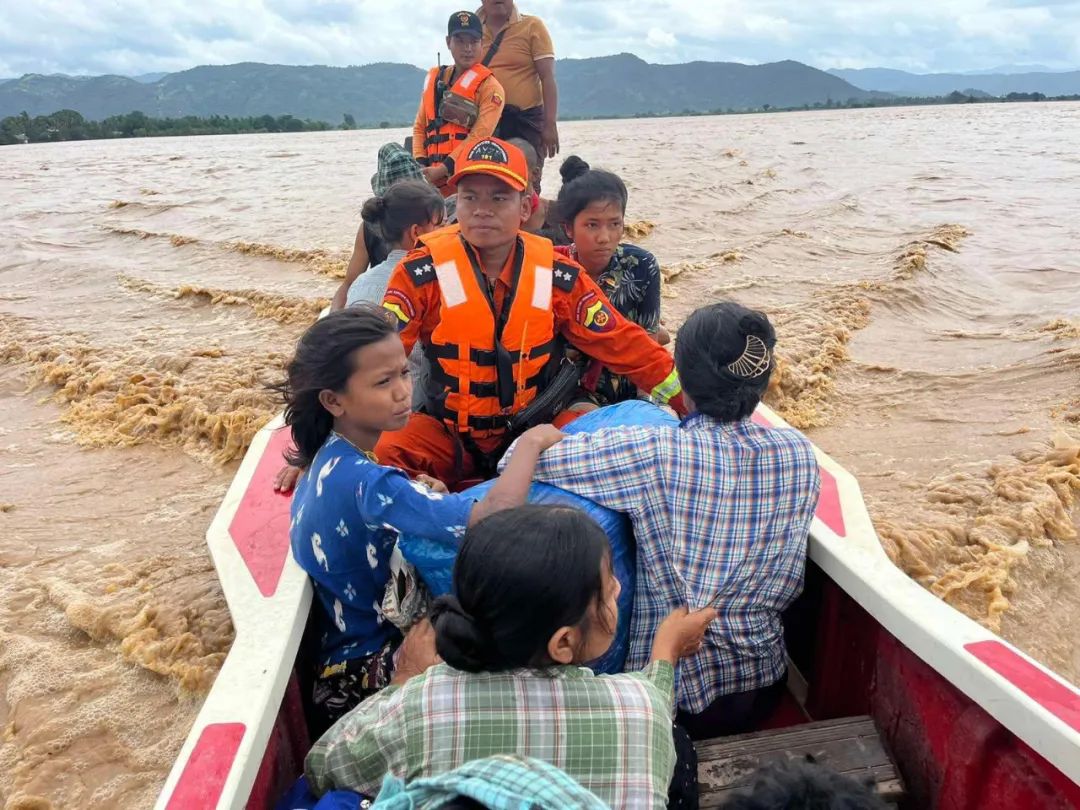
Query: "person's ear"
519 192 532 225
546 626 580 665
406 222 423 247
446 36 453 51
562 222 573 240
318 388 346 418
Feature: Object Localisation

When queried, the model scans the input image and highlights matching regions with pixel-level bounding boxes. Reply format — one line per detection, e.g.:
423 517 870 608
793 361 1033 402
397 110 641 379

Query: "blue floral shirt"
558 243 662 404
290 433 475 668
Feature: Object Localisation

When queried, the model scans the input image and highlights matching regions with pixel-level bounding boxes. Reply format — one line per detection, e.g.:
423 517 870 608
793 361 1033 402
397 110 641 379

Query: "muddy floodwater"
1 103 1078 808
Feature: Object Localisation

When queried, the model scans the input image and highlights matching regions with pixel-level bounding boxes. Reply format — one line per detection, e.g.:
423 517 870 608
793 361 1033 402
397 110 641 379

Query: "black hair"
552 156 628 228
430 505 615 672
722 757 889 809
506 137 540 176
273 305 397 468
361 179 444 247
675 301 777 422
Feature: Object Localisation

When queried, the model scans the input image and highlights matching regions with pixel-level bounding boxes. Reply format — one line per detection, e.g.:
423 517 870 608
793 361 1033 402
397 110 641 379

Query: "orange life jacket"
418 229 559 436
421 64 494 161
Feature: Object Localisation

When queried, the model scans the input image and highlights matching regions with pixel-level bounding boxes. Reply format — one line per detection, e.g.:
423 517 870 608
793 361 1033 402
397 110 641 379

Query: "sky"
2 0 1079 78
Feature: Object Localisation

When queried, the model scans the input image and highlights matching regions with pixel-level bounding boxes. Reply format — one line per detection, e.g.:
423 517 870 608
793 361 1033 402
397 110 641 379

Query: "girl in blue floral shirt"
276 306 563 730
552 157 669 412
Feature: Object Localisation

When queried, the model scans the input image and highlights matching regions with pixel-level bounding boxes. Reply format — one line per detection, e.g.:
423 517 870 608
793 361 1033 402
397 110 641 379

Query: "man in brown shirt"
478 1 560 168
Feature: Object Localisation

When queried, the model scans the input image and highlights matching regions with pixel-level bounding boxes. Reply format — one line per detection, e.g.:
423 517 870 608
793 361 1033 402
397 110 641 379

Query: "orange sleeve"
554 266 684 409
448 75 505 166
381 249 439 355
412 98 427 161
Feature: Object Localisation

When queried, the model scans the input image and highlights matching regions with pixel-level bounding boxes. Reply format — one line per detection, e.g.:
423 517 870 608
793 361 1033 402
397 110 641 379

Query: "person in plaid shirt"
512 301 822 739
306 505 716 808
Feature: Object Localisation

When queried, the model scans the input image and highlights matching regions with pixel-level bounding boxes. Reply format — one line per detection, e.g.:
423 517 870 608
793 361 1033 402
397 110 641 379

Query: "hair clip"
726 334 772 379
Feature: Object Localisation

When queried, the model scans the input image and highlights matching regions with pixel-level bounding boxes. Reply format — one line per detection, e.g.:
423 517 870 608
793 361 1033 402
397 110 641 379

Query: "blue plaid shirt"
521 413 820 713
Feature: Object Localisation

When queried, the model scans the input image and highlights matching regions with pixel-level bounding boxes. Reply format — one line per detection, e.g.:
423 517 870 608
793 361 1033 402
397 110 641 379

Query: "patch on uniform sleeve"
403 256 437 286
492 93 504 107
383 289 415 330
552 260 579 292
575 290 617 334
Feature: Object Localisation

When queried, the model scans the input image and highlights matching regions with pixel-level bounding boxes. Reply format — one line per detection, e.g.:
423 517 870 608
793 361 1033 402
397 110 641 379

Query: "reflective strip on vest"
650 368 682 405
435 260 468 308
458 68 480 91
532 267 553 310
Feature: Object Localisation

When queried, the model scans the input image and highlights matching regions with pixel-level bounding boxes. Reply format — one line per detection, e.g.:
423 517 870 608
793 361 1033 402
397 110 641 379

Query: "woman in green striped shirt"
306 504 716 808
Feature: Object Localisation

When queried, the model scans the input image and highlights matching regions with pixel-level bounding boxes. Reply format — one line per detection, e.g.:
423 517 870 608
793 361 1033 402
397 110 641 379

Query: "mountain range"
828 67 1080 98
5 56 1077 126
0 55 879 124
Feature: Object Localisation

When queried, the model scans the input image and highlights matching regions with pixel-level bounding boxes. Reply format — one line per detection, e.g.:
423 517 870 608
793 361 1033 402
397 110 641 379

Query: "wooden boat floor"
696 715 904 807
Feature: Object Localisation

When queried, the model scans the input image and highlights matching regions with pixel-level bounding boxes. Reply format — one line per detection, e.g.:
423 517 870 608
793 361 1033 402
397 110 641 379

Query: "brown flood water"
2 103 1079 808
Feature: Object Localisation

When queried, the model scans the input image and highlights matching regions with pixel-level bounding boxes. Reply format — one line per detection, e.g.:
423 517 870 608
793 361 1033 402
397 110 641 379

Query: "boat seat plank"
696 715 903 807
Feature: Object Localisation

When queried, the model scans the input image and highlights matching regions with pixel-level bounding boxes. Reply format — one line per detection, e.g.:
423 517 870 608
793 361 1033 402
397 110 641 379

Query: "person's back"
520 302 822 736
345 181 445 308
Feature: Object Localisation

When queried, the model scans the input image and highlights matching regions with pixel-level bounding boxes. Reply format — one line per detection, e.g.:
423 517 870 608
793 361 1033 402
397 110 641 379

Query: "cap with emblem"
447 10 483 38
448 137 530 192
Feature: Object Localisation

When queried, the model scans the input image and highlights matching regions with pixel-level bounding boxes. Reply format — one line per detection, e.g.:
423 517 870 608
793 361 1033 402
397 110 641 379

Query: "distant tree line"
560 91 1080 121
4 90 1080 145
0 109 335 145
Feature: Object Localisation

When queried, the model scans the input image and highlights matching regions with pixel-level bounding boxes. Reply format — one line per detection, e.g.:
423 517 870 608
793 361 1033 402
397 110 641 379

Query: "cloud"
0 0 1078 78
645 27 677 48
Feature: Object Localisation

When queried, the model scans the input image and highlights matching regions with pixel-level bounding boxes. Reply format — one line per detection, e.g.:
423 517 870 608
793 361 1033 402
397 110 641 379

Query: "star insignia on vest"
552 260 579 292
467 139 510 164
403 256 437 286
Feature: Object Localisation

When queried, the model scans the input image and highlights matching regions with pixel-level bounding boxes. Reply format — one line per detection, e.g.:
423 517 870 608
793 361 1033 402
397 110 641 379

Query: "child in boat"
305 503 717 808
345 180 445 307
549 156 670 419
274 181 446 494
503 301 822 738
331 143 428 311
277 306 563 732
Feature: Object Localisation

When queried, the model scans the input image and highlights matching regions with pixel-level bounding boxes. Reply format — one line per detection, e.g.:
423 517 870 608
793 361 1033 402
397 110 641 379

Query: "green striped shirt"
306 660 677 808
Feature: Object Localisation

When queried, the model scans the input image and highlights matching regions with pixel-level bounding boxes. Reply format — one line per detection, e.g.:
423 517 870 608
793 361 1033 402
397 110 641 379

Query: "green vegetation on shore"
3 91 1079 146
0 110 332 145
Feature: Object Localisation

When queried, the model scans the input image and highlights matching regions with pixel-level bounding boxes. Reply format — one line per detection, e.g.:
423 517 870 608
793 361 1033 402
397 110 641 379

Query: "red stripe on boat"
165 722 246 809
966 640 1080 733
815 466 847 538
228 429 295 597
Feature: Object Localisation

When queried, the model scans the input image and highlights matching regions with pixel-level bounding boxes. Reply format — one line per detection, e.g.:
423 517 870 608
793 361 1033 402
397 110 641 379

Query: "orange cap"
448 137 529 192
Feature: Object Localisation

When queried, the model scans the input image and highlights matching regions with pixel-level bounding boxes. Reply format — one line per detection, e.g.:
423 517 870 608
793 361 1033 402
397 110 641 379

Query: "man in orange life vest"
378 137 687 486
413 11 506 193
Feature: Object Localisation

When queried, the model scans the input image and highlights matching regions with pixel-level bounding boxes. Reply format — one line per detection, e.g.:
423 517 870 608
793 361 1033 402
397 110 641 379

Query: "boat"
154 404 1080 809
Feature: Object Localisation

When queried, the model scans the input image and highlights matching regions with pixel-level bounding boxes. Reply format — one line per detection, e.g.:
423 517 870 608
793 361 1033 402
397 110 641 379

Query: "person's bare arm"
468 424 563 525
330 222 372 311
413 99 428 163
651 607 718 666
535 58 559 158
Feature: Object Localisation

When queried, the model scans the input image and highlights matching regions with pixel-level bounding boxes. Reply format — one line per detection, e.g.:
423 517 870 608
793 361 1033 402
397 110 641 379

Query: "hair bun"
361 195 387 223
737 312 776 347
430 595 493 672
560 155 590 184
